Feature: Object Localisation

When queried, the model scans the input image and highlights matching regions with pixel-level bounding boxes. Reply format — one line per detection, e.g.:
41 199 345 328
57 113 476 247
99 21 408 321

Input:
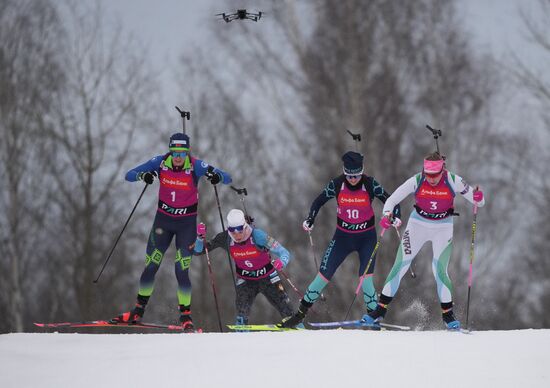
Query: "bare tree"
0 0 65 332
495 0 550 328
41 1 162 322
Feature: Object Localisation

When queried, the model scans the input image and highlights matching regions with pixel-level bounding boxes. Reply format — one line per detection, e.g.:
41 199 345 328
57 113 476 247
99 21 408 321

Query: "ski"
34 320 202 333
308 320 410 331
227 324 304 332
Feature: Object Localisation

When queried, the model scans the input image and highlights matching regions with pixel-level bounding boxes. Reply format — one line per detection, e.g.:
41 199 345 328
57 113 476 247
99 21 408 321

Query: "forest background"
1 0 549 333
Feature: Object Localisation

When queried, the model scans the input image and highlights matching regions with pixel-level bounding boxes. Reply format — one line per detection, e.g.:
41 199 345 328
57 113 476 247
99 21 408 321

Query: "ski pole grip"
230 185 248 196
197 222 206 237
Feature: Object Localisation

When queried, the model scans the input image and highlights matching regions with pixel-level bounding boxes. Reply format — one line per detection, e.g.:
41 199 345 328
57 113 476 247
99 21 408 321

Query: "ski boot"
442 309 461 331
360 304 386 329
279 300 312 328
179 305 195 333
361 295 392 329
234 316 249 332
111 295 149 324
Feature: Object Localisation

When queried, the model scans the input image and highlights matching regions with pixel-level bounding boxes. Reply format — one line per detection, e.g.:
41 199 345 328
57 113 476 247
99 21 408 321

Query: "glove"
197 223 206 239
391 217 402 228
205 167 222 185
273 259 284 271
138 171 155 185
302 217 314 232
379 216 392 230
473 188 484 202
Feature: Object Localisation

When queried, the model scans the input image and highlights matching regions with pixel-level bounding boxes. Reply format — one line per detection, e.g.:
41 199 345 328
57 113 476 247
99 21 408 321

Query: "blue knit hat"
342 151 364 175
169 133 190 151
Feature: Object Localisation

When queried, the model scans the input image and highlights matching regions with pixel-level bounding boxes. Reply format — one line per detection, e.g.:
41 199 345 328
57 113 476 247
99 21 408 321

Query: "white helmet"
227 209 246 228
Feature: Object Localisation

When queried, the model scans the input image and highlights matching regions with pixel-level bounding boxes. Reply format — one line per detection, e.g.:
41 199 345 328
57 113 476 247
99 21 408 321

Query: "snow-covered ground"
1 329 549 388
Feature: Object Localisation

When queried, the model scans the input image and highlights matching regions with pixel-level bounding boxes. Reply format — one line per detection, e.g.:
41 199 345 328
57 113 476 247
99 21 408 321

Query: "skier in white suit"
361 152 485 330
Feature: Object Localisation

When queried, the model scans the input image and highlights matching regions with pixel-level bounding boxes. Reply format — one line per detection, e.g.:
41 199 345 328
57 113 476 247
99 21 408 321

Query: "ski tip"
33 323 45 327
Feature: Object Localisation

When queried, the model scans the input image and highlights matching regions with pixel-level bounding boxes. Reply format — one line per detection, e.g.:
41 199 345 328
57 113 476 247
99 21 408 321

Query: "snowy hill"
1 329 549 388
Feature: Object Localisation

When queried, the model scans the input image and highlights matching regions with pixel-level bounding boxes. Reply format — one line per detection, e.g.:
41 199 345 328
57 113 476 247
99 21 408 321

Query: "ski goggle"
172 151 187 158
345 174 361 180
228 225 245 233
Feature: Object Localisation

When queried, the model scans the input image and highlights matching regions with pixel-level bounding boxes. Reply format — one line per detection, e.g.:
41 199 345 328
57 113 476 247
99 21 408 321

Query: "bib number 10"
346 209 359 219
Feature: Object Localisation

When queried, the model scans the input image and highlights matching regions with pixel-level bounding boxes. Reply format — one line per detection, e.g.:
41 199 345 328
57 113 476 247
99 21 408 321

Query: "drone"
217 9 262 23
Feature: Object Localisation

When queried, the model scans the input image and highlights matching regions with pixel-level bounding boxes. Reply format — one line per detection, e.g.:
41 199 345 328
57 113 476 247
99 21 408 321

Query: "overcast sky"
99 0 546 124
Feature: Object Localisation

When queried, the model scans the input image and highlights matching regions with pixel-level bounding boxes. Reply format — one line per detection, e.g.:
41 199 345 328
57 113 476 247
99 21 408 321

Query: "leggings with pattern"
137 212 195 307
381 216 454 303
303 227 379 311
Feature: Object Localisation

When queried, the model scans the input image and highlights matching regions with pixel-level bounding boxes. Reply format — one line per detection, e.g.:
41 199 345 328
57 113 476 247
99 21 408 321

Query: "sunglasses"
345 174 361 180
172 152 187 158
228 225 245 233
425 171 443 178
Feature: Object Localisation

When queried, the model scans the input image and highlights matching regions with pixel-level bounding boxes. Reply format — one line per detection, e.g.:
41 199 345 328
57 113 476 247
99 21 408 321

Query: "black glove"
205 166 222 185
138 171 155 185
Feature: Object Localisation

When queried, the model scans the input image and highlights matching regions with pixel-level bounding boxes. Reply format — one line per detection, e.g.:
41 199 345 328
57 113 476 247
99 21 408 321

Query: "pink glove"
197 223 206 239
273 259 284 271
473 189 483 202
379 217 392 230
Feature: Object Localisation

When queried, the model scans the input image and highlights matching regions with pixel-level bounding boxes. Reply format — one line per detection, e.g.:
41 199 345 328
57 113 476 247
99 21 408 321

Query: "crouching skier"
193 209 297 328
112 133 232 332
280 151 400 328
361 152 485 330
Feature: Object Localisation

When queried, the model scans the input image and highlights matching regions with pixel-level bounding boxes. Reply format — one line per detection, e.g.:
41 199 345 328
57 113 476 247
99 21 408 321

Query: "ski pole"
277 268 303 299
203 242 224 332
307 230 326 301
175 106 190 134
93 184 148 283
465 187 479 330
344 229 386 320
346 130 362 152
213 185 238 292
